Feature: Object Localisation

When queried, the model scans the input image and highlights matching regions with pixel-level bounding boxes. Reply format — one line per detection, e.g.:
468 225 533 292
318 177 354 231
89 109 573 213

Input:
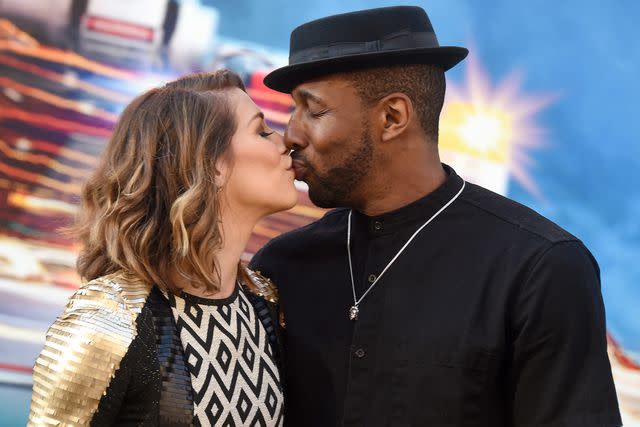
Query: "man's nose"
284 117 307 151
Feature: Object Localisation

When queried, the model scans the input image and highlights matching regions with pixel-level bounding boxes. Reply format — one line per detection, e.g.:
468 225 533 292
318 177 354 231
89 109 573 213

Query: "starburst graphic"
440 52 558 199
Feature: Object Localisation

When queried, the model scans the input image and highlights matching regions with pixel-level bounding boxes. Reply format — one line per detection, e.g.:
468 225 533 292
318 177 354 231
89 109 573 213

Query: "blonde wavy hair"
73 70 246 294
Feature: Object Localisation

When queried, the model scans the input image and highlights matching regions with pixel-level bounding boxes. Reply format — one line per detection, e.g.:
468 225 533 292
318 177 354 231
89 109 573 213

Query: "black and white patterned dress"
166 283 284 426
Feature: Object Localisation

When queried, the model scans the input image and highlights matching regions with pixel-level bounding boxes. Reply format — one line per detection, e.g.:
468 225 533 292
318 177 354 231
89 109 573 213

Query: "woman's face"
220 88 297 217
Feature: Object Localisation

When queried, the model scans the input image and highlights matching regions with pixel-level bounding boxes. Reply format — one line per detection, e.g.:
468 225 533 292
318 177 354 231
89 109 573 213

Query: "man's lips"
291 159 307 181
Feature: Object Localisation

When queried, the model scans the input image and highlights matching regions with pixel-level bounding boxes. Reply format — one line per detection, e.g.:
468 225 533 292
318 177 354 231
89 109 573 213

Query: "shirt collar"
351 164 464 236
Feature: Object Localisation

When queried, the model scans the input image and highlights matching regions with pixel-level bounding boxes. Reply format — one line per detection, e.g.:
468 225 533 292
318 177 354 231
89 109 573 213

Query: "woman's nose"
274 131 287 154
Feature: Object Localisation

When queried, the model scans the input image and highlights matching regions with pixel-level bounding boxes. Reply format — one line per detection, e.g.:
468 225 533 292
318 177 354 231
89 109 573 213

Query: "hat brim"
264 46 468 93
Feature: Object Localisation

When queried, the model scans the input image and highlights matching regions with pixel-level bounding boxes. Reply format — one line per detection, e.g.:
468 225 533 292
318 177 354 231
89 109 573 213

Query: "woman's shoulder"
69 272 153 315
49 272 154 350
49 271 154 357
241 266 287 336
28 272 154 425
241 267 279 305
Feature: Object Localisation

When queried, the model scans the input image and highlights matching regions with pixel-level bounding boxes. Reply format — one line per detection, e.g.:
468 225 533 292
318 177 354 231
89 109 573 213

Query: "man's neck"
355 150 446 217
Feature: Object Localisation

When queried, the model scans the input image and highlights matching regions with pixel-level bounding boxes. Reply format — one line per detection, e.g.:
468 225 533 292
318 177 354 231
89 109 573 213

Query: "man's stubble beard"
304 126 374 209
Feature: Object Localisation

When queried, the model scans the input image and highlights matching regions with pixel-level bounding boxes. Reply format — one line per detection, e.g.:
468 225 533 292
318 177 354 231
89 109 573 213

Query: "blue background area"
210 0 640 357
0 387 30 426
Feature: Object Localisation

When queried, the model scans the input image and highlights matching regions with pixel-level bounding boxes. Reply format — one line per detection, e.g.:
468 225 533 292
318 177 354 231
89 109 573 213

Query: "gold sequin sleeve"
27 274 151 427
244 267 285 328
244 267 279 304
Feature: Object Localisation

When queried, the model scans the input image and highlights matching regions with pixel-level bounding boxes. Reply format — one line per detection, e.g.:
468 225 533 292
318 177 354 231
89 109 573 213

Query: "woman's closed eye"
260 130 275 138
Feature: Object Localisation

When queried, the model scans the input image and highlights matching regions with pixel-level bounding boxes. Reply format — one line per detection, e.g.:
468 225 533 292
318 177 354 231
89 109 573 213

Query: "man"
250 6 621 426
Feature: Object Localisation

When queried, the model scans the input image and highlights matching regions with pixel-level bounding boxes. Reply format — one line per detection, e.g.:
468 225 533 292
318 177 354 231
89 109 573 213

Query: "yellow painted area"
8 192 77 215
287 203 325 219
440 102 513 164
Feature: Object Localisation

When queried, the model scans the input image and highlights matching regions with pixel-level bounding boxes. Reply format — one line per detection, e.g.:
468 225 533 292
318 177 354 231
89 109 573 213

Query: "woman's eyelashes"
259 130 275 138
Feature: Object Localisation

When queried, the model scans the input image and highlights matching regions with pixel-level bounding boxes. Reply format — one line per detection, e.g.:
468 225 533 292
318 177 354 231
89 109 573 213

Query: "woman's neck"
177 203 259 300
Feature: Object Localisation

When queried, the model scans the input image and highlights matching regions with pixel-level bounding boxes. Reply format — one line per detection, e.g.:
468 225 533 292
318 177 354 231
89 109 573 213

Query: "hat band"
289 30 439 64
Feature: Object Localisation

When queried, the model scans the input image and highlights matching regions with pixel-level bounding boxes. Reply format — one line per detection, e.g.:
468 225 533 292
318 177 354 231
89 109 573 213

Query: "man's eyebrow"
293 88 328 107
248 111 264 125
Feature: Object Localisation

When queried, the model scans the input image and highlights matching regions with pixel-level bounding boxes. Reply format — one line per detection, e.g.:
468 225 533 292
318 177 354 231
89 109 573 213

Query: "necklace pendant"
348 305 359 321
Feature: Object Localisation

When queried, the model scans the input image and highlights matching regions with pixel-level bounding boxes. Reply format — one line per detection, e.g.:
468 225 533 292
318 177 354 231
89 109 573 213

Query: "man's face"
285 75 374 208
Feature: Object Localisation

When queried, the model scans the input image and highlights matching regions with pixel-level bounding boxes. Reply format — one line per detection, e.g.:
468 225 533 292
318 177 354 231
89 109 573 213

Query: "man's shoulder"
462 182 578 245
249 208 348 276
258 207 349 254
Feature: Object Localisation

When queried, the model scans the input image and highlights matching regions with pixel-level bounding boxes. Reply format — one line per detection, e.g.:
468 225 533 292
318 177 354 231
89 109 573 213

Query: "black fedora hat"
264 6 468 93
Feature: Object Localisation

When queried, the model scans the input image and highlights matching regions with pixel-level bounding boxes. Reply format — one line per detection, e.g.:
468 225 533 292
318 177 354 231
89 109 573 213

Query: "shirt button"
373 221 383 231
368 274 377 283
354 348 366 358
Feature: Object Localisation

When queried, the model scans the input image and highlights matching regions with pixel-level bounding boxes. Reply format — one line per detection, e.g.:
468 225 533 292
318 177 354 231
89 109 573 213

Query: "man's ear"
376 92 413 142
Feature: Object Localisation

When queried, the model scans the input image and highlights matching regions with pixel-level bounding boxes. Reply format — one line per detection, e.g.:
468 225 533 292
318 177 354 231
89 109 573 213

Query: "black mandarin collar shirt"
348 165 466 298
250 164 621 427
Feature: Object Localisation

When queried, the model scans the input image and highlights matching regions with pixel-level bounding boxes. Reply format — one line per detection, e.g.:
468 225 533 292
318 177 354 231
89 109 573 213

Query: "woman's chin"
275 190 299 213
281 194 299 212
255 196 296 217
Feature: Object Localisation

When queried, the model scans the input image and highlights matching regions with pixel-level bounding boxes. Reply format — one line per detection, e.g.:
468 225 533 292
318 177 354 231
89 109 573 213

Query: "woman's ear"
377 92 412 142
213 155 231 192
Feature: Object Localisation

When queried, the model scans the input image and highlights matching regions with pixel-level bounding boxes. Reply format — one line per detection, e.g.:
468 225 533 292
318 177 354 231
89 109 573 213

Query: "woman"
27 70 297 426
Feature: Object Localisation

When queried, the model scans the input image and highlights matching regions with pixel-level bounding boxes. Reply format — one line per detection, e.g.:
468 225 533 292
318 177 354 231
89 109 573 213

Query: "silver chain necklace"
347 180 466 321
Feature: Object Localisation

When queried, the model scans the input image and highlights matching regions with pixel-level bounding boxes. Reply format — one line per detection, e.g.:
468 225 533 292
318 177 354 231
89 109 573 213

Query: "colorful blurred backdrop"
0 1 638 425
